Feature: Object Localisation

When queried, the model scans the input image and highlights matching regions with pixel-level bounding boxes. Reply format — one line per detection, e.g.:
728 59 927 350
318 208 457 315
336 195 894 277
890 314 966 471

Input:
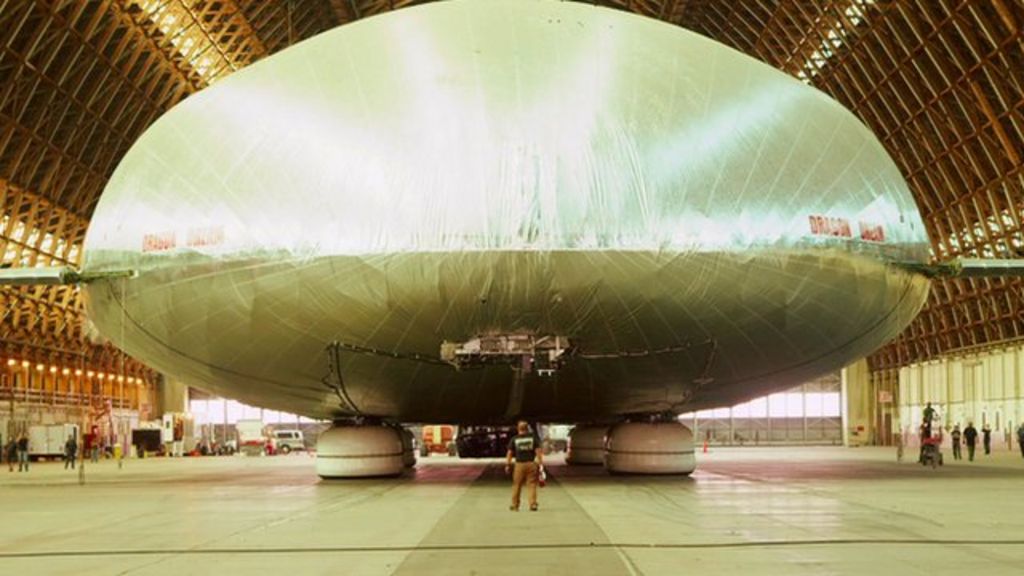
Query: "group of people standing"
920 401 1024 461
4 435 30 472
949 422 986 461
4 433 95 472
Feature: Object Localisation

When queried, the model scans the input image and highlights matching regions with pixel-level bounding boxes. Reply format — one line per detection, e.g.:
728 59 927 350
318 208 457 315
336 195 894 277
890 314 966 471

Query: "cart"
919 436 944 468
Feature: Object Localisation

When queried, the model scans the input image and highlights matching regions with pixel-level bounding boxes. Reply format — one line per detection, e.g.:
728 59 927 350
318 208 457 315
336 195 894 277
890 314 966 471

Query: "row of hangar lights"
4 358 143 384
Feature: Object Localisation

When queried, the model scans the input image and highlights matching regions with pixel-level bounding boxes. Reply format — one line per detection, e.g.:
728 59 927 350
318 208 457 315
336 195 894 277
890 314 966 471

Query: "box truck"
236 419 269 456
28 424 80 460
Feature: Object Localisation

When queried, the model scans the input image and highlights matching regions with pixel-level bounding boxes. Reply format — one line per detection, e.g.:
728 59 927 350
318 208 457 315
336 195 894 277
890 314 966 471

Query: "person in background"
5 437 16 472
1016 423 1024 459
918 423 929 463
17 434 29 472
950 425 962 460
91 436 100 463
982 423 992 455
505 420 543 512
64 434 77 470
963 422 978 462
922 403 936 428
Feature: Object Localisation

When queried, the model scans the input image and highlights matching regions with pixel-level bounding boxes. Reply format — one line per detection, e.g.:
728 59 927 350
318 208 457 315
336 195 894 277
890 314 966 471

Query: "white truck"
161 413 195 457
29 424 80 460
235 419 268 456
543 424 571 453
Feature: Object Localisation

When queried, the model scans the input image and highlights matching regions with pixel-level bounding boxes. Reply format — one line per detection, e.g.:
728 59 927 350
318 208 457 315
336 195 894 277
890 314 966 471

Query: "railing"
0 387 131 410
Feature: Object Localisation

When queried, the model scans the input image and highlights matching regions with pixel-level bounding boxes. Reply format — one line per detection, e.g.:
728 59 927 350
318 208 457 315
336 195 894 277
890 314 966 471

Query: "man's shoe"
530 504 538 511
509 505 518 511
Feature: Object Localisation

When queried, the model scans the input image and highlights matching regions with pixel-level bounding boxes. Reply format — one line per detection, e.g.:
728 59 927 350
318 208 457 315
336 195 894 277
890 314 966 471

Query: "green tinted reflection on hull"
85 249 928 422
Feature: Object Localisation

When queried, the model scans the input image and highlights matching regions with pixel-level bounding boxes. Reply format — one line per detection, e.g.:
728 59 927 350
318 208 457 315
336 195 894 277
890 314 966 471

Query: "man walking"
950 425 962 460
982 423 992 455
64 434 78 470
1017 423 1024 458
505 421 543 512
16 434 29 472
6 437 16 472
963 422 978 462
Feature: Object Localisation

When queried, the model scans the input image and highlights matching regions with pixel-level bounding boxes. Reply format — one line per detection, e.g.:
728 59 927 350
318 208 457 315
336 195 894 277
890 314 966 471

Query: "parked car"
455 426 513 458
271 429 305 454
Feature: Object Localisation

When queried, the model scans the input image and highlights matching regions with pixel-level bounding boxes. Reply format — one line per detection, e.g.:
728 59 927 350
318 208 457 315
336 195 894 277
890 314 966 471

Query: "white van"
271 430 304 454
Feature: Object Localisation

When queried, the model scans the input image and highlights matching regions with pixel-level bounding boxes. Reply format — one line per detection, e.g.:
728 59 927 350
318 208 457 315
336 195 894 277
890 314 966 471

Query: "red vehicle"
920 430 944 468
420 425 456 457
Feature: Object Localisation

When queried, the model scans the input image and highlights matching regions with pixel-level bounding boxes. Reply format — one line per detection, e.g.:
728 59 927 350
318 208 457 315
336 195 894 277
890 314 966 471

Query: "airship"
4 0 1011 476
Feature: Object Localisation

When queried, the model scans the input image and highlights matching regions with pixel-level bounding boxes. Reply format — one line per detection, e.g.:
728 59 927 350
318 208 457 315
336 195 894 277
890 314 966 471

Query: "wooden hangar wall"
0 0 339 404
0 0 1021 399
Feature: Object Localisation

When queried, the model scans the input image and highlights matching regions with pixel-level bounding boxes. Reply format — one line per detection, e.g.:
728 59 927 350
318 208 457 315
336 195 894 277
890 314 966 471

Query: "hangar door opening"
680 373 842 445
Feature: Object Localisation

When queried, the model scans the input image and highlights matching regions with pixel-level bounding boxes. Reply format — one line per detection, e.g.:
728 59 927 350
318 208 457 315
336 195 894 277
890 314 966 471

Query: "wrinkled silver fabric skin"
82 0 930 423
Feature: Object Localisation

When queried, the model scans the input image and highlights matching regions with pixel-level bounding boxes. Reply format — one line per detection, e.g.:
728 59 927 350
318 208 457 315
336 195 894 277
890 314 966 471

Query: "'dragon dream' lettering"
142 231 176 252
187 226 225 248
808 215 852 238
858 222 886 243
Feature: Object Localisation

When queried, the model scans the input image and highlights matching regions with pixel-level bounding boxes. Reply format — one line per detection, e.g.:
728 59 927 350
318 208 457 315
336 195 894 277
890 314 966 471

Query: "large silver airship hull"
82 0 931 423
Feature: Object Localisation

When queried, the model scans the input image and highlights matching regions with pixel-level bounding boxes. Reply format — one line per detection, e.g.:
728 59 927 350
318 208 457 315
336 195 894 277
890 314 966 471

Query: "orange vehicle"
420 425 456 457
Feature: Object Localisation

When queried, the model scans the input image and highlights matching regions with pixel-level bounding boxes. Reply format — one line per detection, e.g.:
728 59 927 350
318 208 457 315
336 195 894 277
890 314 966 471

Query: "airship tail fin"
0 266 134 286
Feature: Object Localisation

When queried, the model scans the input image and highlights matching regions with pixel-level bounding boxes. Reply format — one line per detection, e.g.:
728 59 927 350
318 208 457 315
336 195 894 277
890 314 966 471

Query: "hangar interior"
2 0 1020 452
0 0 1023 574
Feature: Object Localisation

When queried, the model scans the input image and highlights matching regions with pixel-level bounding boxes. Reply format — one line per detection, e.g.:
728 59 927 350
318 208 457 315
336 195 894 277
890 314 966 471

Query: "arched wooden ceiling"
0 0 1021 375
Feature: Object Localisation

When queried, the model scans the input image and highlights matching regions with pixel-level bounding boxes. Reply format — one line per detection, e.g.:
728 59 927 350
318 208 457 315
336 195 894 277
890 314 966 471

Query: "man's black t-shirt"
923 406 935 422
508 433 540 463
963 426 978 445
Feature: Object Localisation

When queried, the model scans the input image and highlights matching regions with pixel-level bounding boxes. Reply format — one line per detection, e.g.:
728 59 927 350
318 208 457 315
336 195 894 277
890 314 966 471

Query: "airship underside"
81 0 932 425
86 247 928 423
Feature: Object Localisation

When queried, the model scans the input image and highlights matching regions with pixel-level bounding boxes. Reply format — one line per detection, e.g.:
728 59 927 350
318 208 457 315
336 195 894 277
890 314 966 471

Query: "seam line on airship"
0 266 135 285
10 257 1022 291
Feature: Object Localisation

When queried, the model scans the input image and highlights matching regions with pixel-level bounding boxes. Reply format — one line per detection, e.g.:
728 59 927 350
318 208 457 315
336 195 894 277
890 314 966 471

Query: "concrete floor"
1 446 1023 575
